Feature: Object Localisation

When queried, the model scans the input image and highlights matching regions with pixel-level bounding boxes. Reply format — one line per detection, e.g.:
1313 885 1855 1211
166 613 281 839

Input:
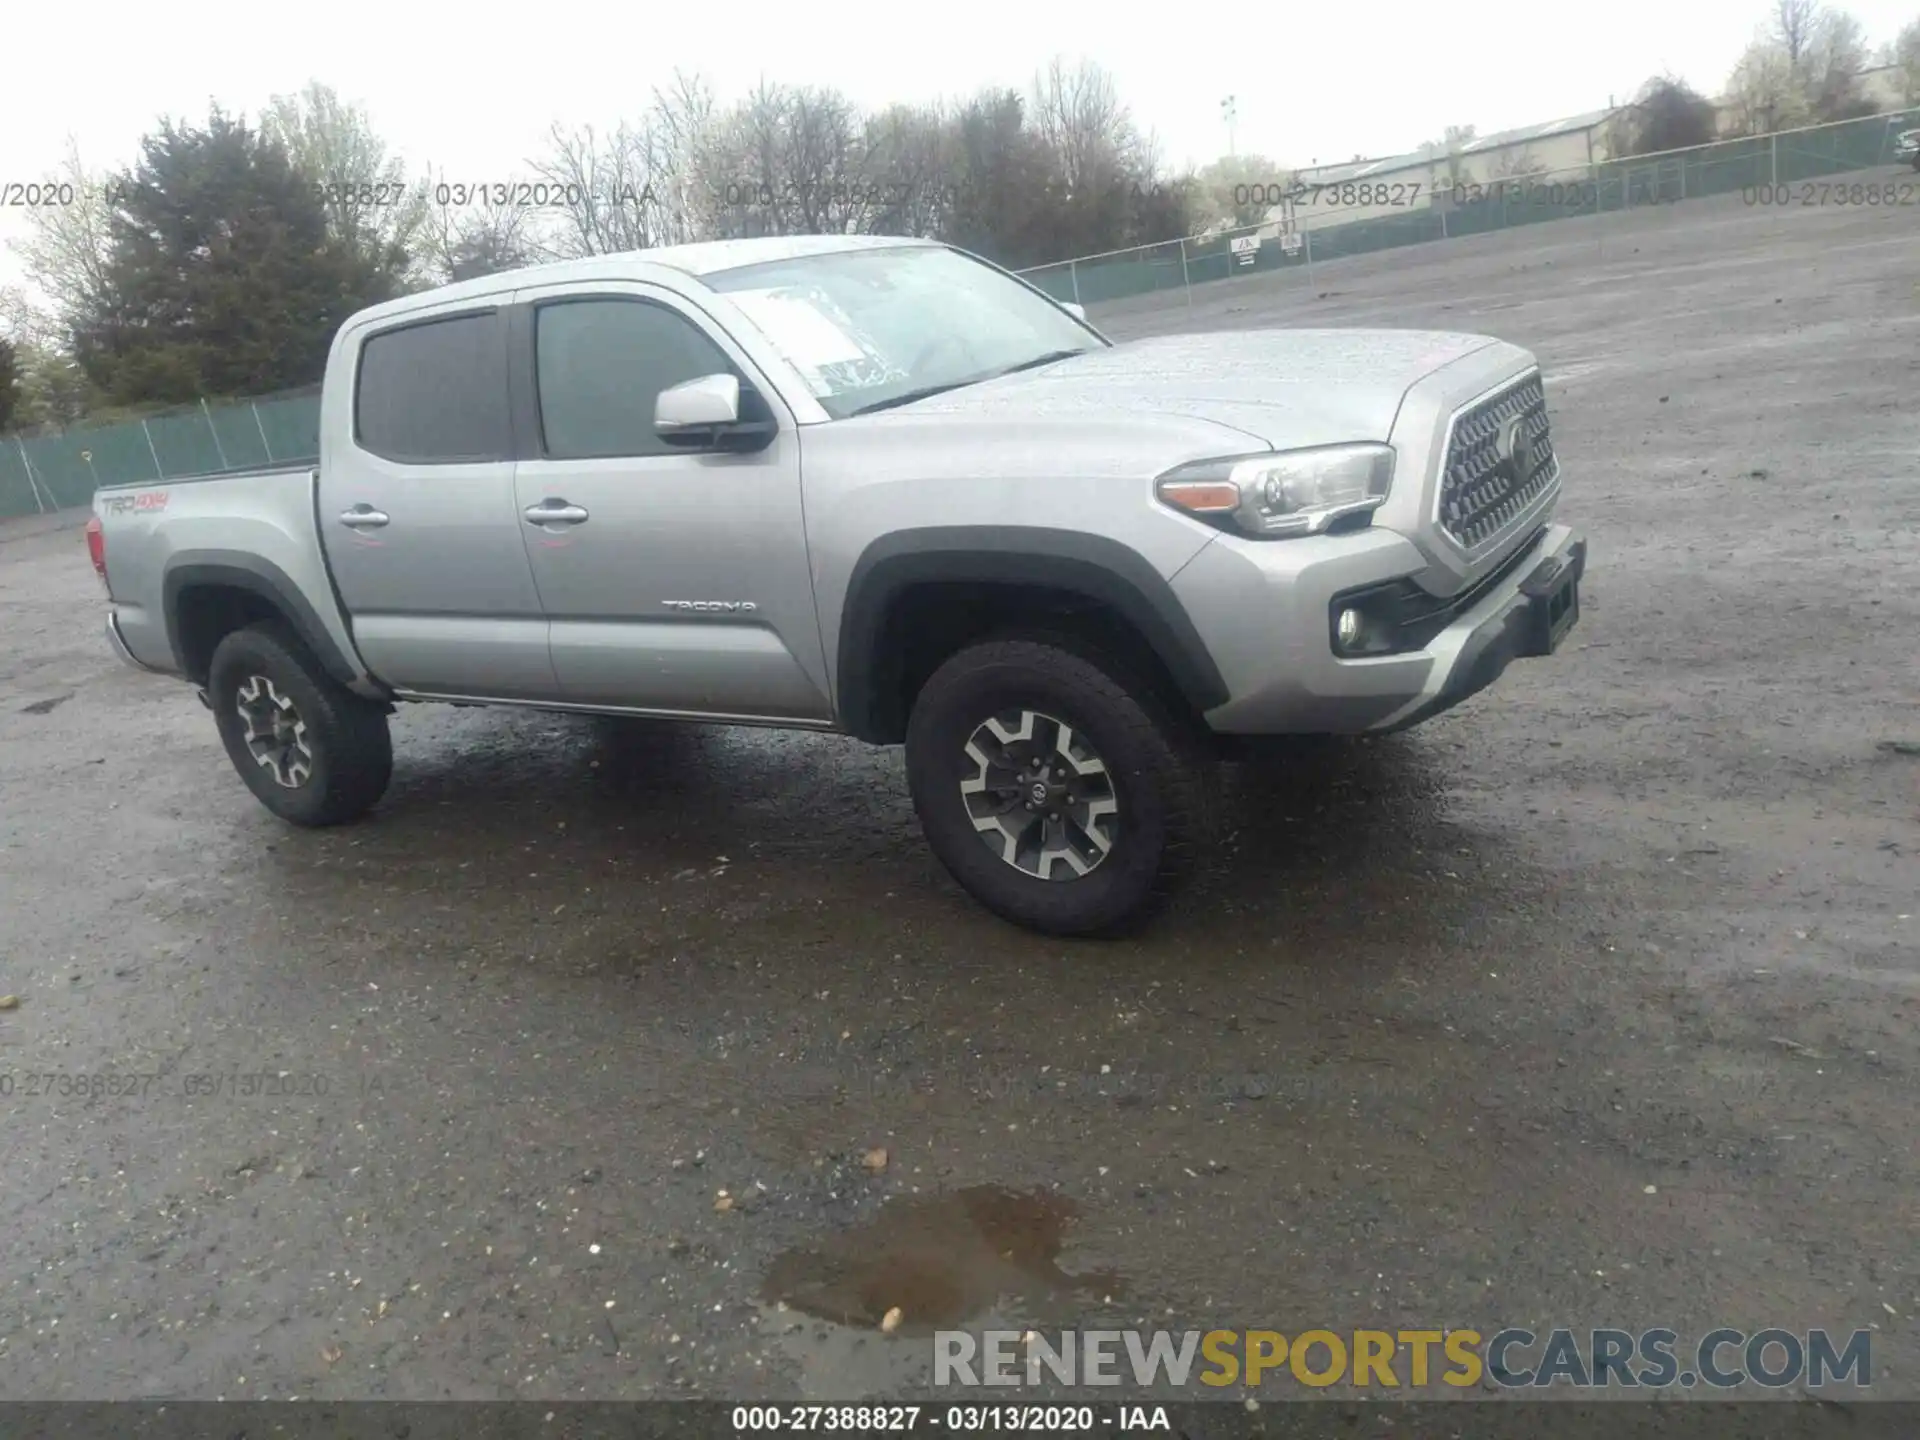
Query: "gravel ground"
0 183 1916 1405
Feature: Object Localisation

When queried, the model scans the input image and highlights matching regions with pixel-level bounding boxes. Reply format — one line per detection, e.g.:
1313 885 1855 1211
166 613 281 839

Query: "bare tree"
534 72 718 256
1774 0 1821 66
2 338 96 428
260 81 427 281
416 167 536 283
695 81 874 239
1725 4 1875 133
784 87 868 234
1192 154 1292 229
645 71 720 246
694 81 789 239
861 103 955 237
1803 9 1874 119
0 286 42 348
1898 18 1920 105
2 285 94 427
5 140 114 344
1725 40 1810 132
1030 57 1132 197
1026 58 1182 257
536 121 657 255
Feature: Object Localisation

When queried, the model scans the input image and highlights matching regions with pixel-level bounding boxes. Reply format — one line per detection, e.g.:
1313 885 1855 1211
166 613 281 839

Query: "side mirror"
657 373 741 431
1062 302 1088 322
655 373 774 453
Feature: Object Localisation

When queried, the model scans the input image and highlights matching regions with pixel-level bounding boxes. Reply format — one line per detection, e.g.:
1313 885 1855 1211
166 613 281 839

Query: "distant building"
1264 109 1616 234
1256 65 1920 241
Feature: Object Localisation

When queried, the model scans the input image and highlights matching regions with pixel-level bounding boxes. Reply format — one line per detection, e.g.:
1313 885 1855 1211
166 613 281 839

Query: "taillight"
85 516 107 588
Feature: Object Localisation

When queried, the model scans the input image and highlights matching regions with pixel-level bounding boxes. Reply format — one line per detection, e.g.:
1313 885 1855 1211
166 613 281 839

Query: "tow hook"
196 687 212 710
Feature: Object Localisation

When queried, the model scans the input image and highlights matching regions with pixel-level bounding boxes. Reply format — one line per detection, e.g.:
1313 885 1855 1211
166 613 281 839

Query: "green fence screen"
1 388 319 520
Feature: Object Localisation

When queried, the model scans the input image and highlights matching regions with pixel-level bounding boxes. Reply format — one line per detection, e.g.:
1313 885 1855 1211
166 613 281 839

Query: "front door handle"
524 500 590 526
338 505 389 529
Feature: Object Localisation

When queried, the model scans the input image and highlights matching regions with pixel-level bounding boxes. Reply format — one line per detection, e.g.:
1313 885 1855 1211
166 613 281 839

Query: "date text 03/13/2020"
728 1406 1173 1432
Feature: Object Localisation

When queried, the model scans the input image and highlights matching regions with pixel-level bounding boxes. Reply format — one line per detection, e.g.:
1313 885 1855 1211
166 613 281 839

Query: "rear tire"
904 636 1217 936
208 622 392 826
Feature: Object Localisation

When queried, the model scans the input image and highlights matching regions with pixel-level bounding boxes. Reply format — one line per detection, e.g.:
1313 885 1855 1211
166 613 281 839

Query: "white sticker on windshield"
729 291 869 384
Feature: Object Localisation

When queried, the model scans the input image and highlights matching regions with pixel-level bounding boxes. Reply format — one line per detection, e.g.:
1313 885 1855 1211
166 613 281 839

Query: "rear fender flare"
162 553 362 689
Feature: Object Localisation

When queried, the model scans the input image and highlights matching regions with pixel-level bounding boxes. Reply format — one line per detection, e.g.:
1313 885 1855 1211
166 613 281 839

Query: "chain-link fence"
4 110 1915 523
0 387 320 520
1016 109 1919 306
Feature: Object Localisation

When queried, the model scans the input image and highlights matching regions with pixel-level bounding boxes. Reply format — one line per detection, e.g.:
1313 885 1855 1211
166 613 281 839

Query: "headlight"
1154 443 1395 538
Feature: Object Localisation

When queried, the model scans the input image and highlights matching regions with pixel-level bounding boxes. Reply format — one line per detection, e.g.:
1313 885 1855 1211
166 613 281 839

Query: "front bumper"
1371 530 1584 731
1171 522 1585 735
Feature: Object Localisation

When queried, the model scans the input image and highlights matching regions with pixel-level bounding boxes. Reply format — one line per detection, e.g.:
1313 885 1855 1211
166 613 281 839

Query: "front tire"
904 637 1216 936
208 622 392 826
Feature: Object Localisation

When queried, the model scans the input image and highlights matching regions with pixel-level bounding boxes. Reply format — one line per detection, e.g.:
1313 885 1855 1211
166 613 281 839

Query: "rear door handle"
524 501 590 526
338 505 389 529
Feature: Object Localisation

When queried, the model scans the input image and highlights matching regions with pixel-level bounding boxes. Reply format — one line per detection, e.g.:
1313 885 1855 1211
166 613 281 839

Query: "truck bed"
94 464 368 689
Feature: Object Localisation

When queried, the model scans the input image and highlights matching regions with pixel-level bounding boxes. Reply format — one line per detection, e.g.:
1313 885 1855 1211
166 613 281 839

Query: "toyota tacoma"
90 234 1585 935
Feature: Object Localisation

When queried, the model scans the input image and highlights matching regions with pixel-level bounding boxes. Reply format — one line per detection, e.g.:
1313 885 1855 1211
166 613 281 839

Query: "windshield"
704 245 1102 419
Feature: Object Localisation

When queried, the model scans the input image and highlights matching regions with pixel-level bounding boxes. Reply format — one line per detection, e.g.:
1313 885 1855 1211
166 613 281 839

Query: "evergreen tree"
1612 77 1721 157
73 108 402 406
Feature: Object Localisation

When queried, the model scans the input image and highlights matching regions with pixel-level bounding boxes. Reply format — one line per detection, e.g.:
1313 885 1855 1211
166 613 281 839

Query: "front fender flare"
835 526 1227 743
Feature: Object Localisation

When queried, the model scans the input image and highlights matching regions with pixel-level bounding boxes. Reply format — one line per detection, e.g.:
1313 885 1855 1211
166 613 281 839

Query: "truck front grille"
1438 373 1556 552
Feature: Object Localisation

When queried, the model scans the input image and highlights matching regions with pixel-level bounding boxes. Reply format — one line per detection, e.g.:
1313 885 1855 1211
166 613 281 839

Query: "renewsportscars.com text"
934 1327 1872 1391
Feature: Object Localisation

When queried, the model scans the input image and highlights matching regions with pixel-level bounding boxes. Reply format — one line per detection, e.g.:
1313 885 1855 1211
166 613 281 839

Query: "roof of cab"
356 233 943 326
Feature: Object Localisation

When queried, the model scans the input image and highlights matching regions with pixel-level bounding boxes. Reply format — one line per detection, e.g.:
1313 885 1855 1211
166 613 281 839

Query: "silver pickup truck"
90 233 1584 935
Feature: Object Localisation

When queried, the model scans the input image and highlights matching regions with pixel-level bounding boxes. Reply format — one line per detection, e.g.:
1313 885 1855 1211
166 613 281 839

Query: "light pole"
1221 96 1238 158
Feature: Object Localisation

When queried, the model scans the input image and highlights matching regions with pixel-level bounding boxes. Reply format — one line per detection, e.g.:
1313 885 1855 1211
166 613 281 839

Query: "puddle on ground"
761 1186 1123 1335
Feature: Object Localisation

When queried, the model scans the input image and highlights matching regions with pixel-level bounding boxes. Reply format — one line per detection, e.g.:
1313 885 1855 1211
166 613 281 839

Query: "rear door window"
355 311 510 463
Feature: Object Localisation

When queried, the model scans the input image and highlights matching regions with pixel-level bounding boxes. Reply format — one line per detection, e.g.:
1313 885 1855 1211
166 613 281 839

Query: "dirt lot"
1 185 1916 1406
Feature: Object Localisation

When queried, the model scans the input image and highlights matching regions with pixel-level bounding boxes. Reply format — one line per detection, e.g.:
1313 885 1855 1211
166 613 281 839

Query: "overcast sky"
3 0 1916 290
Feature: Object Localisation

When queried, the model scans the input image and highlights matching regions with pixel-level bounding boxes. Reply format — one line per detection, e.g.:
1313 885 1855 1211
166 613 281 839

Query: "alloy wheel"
235 674 313 789
959 708 1118 879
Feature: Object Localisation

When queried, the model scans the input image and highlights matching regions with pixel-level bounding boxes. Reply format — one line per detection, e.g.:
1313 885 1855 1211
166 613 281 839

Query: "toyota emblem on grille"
1497 414 1535 479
